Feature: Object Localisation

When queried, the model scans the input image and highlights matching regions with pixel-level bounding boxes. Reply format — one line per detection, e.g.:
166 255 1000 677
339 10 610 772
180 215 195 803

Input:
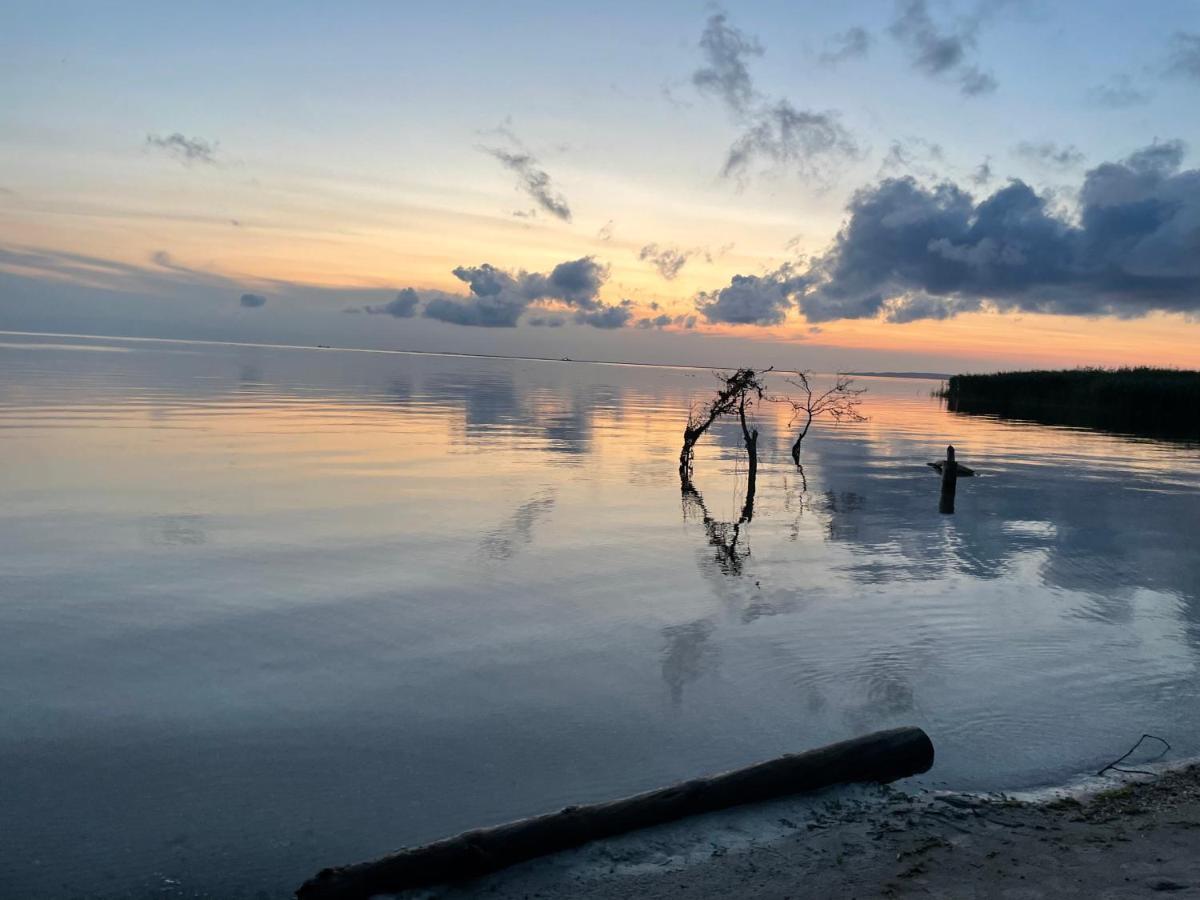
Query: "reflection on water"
681 478 754 576
2 331 1200 899
481 490 557 560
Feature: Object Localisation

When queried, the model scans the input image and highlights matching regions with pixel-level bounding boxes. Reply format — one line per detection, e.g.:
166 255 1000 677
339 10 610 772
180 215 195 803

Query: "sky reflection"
2 333 1199 899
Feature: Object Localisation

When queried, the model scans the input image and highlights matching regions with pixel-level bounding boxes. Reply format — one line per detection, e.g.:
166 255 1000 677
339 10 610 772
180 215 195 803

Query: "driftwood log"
296 726 935 900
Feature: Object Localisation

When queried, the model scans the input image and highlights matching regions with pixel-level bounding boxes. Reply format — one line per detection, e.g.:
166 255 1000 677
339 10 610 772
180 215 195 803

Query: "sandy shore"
418 765 1200 899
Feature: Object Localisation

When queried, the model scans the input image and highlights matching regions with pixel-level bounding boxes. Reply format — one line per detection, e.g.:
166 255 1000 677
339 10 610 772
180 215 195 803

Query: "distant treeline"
939 368 1200 441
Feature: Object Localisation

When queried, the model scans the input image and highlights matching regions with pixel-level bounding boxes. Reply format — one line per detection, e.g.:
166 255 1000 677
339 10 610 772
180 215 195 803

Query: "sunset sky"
2 0 1199 371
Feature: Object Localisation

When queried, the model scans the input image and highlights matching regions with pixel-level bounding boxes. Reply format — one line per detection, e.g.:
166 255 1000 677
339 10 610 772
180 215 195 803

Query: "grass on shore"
938 367 1200 441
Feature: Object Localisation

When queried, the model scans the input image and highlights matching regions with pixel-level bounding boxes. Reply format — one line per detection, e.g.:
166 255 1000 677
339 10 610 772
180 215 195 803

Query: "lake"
2 331 1199 899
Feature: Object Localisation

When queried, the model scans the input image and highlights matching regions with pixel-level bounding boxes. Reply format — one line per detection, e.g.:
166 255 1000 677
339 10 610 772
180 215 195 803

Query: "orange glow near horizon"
2 214 1199 370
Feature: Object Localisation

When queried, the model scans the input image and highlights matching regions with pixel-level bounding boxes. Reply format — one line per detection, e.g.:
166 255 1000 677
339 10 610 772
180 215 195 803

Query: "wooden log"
296 727 935 900
939 444 958 514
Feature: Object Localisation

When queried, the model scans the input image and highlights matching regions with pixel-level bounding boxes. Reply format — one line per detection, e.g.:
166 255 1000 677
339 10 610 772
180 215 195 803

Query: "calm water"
3 332 1199 899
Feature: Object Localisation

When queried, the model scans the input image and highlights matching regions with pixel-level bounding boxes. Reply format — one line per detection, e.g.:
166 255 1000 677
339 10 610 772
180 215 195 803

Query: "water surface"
2 332 1199 898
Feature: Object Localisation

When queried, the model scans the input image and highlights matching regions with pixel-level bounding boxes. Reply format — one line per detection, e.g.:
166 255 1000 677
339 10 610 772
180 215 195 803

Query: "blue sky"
2 1 1199 369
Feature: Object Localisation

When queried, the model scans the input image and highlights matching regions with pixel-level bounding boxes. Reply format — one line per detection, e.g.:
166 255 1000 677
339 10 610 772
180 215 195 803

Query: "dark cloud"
819 26 872 65
363 288 420 318
695 264 810 325
146 133 218 165
636 313 675 329
722 101 858 182
1015 141 1085 169
692 13 762 114
1088 74 1151 108
423 291 527 327
639 244 693 280
788 140 1200 322
519 257 609 309
574 300 633 329
482 146 572 222
888 0 997 96
884 292 982 323
597 220 614 241
367 257 620 328
1166 32 1200 81
527 316 565 327
691 13 860 183
239 293 266 308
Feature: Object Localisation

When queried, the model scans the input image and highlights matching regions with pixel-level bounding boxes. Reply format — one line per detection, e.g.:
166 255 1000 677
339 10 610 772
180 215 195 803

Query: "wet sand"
424 765 1200 899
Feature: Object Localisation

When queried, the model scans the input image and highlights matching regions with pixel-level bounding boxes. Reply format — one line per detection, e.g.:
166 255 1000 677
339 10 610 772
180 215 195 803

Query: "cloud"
883 292 981 323
691 13 860 183
785 140 1200 322
1087 74 1151 108
692 13 762 114
636 314 675 329
1014 141 1085 169
517 256 610 309
366 257 621 328
597 220 614 241
819 26 872 65
639 244 694 280
1166 31 1200 81
574 300 633 329
880 137 945 179
695 263 810 325
239 293 266 308
146 133 218 165
527 316 565 327
722 101 859 182
482 145 572 222
363 288 420 317
888 0 997 96
970 157 994 185
422 290 527 327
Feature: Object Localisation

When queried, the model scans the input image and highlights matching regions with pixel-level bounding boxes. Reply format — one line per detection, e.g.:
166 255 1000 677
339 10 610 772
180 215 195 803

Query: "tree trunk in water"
743 428 758 522
790 413 812 465
295 727 935 900
679 426 701 479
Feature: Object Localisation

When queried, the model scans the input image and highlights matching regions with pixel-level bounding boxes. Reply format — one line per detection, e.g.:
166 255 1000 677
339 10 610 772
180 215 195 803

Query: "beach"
436 765 1200 898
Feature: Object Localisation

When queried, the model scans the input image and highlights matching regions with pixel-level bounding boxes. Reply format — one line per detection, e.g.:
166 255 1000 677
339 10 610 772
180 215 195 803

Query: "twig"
1096 733 1171 777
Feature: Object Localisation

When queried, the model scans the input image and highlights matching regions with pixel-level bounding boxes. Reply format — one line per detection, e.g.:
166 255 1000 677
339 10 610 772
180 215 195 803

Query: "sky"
2 0 1199 371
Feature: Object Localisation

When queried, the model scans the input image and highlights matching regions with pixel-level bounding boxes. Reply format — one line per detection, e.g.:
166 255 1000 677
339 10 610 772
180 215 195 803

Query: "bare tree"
776 371 867 464
678 368 767 479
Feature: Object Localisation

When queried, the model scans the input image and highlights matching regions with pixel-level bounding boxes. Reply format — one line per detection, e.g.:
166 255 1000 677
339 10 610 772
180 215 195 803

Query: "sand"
418 765 1200 899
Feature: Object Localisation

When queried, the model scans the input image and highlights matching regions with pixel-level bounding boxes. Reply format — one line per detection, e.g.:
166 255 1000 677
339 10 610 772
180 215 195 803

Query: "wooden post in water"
939 444 957 514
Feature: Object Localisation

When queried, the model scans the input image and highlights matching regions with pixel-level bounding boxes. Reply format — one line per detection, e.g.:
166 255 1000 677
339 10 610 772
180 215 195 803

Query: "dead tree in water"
678 368 767 479
776 372 866 464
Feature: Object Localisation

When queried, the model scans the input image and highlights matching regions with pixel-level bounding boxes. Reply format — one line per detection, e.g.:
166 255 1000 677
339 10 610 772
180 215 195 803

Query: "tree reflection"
660 619 718 706
680 474 755 577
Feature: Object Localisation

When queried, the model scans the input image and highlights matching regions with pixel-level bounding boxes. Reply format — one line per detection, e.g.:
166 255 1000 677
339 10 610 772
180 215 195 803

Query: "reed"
938 367 1200 440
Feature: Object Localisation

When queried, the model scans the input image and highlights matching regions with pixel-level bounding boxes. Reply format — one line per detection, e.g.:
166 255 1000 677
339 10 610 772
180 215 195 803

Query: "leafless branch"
770 371 867 464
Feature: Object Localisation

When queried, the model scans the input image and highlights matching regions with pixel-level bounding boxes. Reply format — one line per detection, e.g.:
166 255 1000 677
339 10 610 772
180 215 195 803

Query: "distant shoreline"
844 371 951 380
0 329 954 380
0 329 772 376
940 367 1200 441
